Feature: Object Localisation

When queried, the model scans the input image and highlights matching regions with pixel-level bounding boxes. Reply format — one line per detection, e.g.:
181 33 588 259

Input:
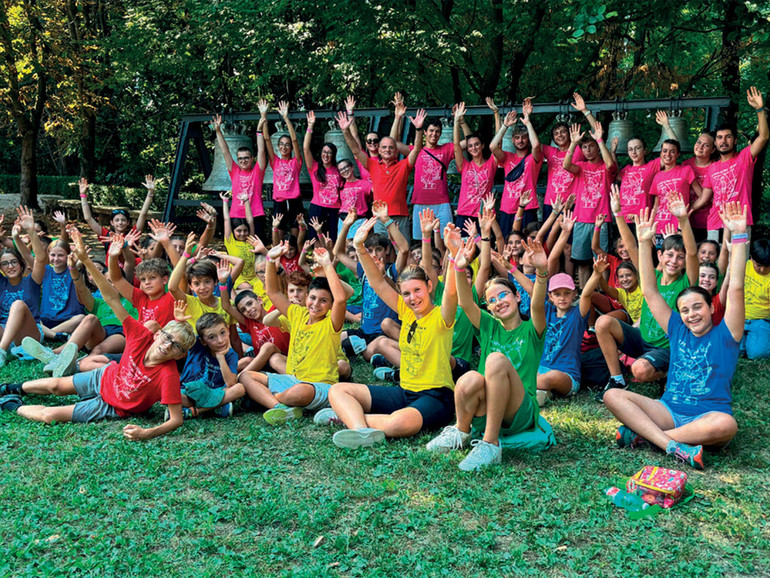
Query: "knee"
381 413 421 438
329 381 355 402
8 300 30 316
259 342 279 356
338 361 351 380
631 360 657 382
230 382 246 398
602 387 628 409
278 382 315 406
455 371 484 400
595 314 615 335
711 414 738 440
50 379 71 396
485 352 514 375
83 314 100 328
40 408 60 425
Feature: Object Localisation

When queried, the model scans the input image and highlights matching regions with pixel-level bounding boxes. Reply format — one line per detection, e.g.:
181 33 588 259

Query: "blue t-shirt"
508 272 536 316
541 302 589 381
40 266 84 324
357 262 399 335
661 313 738 417
212 277 234 298
179 341 239 390
0 274 41 323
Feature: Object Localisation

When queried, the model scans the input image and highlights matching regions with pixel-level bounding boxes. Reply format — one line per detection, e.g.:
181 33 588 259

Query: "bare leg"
44 315 86 335
238 342 280 372
328 381 373 430
267 352 287 374
240 371 281 408
0 301 41 352
52 315 105 354
537 370 573 396
630 359 666 383
595 314 624 377
17 404 76 424
19 376 77 396
195 383 246 414
481 352 526 445
381 318 401 341
364 407 423 438
338 360 351 380
77 354 113 372
366 335 401 367
90 334 126 355
275 382 316 407
454 371 486 434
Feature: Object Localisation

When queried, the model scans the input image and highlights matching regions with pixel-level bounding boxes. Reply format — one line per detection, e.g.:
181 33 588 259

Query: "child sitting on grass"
240 243 347 425
0 230 195 440
175 307 244 419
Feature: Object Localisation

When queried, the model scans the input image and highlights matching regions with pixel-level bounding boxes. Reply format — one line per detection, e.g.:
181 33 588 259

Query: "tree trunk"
721 0 744 125
79 108 97 180
19 129 40 209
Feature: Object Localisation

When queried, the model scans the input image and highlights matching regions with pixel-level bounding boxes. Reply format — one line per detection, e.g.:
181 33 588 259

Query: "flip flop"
0 394 23 412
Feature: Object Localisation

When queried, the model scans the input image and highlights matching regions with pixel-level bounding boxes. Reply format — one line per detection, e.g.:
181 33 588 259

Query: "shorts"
366 384 455 431
374 215 411 242
658 399 724 429
571 222 606 262
182 380 226 408
308 204 339 241
347 305 363 315
273 198 306 227
537 365 580 395
497 209 538 239
102 353 123 363
412 203 453 240
71 366 120 423
103 324 124 339
346 327 383 344
267 373 330 411
471 391 537 438
338 215 367 239
618 321 671 372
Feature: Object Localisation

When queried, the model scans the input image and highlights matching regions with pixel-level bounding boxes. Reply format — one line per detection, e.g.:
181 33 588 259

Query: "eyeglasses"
406 321 418 344
237 156 253 161
366 139 380 144
0 259 19 267
339 165 352 172
160 330 185 354
487 291 511 305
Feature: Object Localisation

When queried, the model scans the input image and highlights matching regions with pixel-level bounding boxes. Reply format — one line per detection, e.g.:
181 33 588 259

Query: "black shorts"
346 327 383 344
367 384 455 431
273 198 305 228
618 321 671 372
103 325 124 339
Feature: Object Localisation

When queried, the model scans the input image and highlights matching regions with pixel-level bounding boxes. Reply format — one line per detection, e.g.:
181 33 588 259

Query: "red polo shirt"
366 157 411 216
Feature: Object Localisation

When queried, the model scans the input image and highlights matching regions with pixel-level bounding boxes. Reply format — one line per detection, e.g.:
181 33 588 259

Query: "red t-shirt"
99 317 182 417
280 253 302 274
240 317 290 354
366 157 411 216
712 293 725 326
132 287 175 326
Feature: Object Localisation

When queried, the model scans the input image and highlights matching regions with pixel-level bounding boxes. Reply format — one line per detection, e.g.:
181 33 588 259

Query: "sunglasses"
366 139 380 144
406 321 418 344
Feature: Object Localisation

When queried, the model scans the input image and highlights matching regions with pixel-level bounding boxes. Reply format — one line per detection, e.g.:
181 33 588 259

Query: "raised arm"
486 97 502 133
524 238 549 336
147 219 180 266
635 209 671 332
337 111 369 165
78 178 103 236
655 110 677 141
609 184 639 267
407 109 427 167
747 87 769 159
212 114 234 172
720 202 748 341
390 94 411 156
547 210 575 277
264 241 292 317
216 260 245 326
303 111 316 169
590 122 615 172
334 210 359 272
489 110 516 164
372 200 409 272
580 256 605 316
67 252 95 311
52 210 69 245
353 218 400 312
220 192 233 240
196 203 217 249
134 175 156 233
439 225 460 327
419 208 439 295
476 206 495 296
668 192 699 285
562 124 583 174
344 95 364 152
17 207 47 284
313 247 348 332
453 103 466 171
570 92 598 132
454 237 481 328
258 99 276 162
72 229 130 322
521 98 542 163
594 256 619 300
591 213 608 258
168 232 195 301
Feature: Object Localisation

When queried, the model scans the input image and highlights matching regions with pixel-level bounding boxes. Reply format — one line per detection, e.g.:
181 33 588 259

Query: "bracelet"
306 127 313 133
218 284 228 291
756 107 765 112
188 258 196 265
80 194 87 198
71 275 81 281
518 204 527 209
732 233 748 243
732 237 748 245
182 251 191 259
273 227 280 232
596 138 604 144
383 218 394 228
514 216 523 222
299 226 307 231
454 265 466 273
256 131 263 135
536 271 548 278
346 111 354 117
594 226 601 232
447 255 455 263
582 110 592 116
508 268 517 276
481 236 490 242
474 235 481 243
421 237 431 243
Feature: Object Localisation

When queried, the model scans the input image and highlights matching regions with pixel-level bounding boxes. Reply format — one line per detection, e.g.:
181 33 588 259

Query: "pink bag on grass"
626 466 688 509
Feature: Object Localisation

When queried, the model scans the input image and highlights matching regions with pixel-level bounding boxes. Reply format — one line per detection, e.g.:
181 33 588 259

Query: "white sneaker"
332 428 385 449
458 440 502 471
21 337 56 364
313 407 343 426
53 343 79 378
536 390 553 407
425 425 471 453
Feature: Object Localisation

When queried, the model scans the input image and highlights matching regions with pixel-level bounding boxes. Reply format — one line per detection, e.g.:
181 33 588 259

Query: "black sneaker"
594 378 627 403
0 383 22 396
0 394 23 412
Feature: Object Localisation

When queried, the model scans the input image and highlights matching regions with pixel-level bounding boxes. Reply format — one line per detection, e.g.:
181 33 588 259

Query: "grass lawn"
2 355 769 576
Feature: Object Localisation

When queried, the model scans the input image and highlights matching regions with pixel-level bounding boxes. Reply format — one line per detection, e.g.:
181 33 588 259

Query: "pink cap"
548 273 575 292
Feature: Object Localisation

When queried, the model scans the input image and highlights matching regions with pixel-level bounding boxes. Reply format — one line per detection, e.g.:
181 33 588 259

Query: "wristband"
582 110 592 117
514 216 523 222
182 251 191 259
218 284 228 291
447 255 455 263
299 226 307 231
594 226 601 232
266 256 273 263
80 194 87 198
454 265 466 273
474 235 481 243
596 138 604 144
732 237 747 245
273 227 279 232
383 218 394 228
536 271 548 278
306 127 313 133
188 258 196 265
732 233 748 243
421 237 431 243
756 107 765 112
481 236 490 242
346 110 354 116
256 131 263 135
70 274 81 281
508 268 517 276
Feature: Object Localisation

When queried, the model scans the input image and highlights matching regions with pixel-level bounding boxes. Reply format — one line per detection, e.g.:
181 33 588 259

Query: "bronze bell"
606 112 634 155
203 123 254 191
323 120 355 163
653 111 693 153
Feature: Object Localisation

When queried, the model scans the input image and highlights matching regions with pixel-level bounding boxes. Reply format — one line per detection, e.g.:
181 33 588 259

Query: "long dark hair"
315 142 338 184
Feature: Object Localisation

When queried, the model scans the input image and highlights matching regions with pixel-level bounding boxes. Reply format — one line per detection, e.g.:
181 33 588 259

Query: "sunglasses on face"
366 139 379 144
487 291 511 305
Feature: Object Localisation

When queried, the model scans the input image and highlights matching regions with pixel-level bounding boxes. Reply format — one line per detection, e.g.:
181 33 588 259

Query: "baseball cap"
548 273 575 292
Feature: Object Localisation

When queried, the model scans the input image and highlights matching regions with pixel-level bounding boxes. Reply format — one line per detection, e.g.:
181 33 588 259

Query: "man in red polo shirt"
338 108 426 240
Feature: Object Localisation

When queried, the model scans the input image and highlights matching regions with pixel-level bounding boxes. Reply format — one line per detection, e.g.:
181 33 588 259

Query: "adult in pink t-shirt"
617 155 660 222
263 100 305 235
697 87 768 235
304 111 344 240
452 103 506 228
489 98 543 236
682 131 716 235
338 160 372 217
212 114 267 228
650 140 698 235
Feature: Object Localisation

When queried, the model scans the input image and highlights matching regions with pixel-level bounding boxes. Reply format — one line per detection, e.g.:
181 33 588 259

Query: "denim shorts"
537 365 580 395
366 384 455 431
411 203 453 240
71 366 120 423
658 399 723 429
267 373 330 411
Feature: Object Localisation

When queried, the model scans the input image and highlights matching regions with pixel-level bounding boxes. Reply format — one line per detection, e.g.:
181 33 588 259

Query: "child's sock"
610 374 626 386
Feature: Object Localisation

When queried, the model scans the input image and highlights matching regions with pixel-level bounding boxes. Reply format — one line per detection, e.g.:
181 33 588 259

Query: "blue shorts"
366 384 455 431
412 203 453 240
267 373 330 411
537 365 580 395
347 305 363 315
103 324 124 339
571 222 609 262
338 215 367 240
71 366 120 423
658 399 723 429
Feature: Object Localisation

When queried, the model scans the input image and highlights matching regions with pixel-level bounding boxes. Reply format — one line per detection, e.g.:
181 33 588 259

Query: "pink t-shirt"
617 159 661 221
571 160 617 223
499 152 543 214
308 160 342 209
542 145 584 205
340 179 372 216
228 164 265 217
456 156 498 217
356 158 372 183
703 147 756 230
682 157 711 230
412 142 454 204
650 164 695 235
271 157 302 202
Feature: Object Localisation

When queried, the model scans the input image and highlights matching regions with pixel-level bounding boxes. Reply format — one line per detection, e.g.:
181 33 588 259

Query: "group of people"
0 87 767 473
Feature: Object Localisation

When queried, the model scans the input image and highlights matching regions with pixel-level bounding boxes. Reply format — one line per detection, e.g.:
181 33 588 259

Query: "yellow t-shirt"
251 277 273 311
224 234 256 288
745 261 770 320
617 286 643 323
285 303 341 384
279 312 347 362
184 294 232 333
397 297 454 392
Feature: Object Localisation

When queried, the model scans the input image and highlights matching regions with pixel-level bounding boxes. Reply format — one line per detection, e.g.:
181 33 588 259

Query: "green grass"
2 356 770 576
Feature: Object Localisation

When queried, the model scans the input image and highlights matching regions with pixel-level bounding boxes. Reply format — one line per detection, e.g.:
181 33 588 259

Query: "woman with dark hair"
604 201 747 470
320 218 459 449
304 111 342 240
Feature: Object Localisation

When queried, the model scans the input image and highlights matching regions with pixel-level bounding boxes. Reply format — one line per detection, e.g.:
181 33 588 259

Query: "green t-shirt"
639 270 690 347
433 280 479 365
478 310 544 405
337 263 363 307
88 296 138 327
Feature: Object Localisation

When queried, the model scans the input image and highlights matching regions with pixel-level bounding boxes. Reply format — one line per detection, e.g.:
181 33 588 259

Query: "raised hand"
518 189 533 208
719 201 748 234
69 227 88 260
594 213 606 228
419 208 436 238
655 110 671 127
196 207 215 225
410 108 427 130
301 238 316 254
353 217 377 247
108 234 126 258
482 194 496 213
485 97 498 113
371 199 389 222
443 224 463 256
267 240 289 260
559 209 576 232
217 259 231 284
124 227 142 248
247 234 267 254
479 207 495 236
610 137 619 153
668 192 688 219
277 100 289 118
16 206 34 231
313 247 332 267
593 253 609 274
67 252 79 271
503 110 518 127
521 97 534 123
306 111 316 126
569 123 584 145
345 95 356 115
53 210 67 225
335 111 352 131
570 92 587 113
309 216 324 232
394 101 407 119
78 178 88 197
521 238 547 271
462 218 478 240
633 208 656 243
219 191 231 203
455 237 476 270
272 212 284 229
296 213 306 230
236 192 249 203
454 102 466 121
391 92 404 107
183 231 197 255
142 175 156 193
491 249 508 271
258 98 269 115
174 299 192 322
663 223 678 238
211 114 223 131
343 208 358 227
201 202 217 217
747 86 764 110
589 122 604 142
610 183 622 215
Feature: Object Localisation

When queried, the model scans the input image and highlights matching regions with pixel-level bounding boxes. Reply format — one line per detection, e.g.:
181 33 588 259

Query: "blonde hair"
161 320 196 352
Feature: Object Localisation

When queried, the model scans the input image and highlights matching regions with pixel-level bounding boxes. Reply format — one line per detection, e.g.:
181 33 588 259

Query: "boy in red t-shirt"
1 230 195 440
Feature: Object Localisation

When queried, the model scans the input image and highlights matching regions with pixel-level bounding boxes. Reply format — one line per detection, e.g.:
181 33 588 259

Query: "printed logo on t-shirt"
709 164 739 206
543 317 565 364
0 289 24 319
316 170 342 205
620 170 645 209
140 305 159 322
582 168 605 209
466 165 490 204
48 273 69 314
112 357 151 400
420 155 443 190
274 162 294 192
668 340 712 406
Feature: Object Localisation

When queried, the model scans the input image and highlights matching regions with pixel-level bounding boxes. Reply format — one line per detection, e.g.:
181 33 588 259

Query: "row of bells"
203 114 692 190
